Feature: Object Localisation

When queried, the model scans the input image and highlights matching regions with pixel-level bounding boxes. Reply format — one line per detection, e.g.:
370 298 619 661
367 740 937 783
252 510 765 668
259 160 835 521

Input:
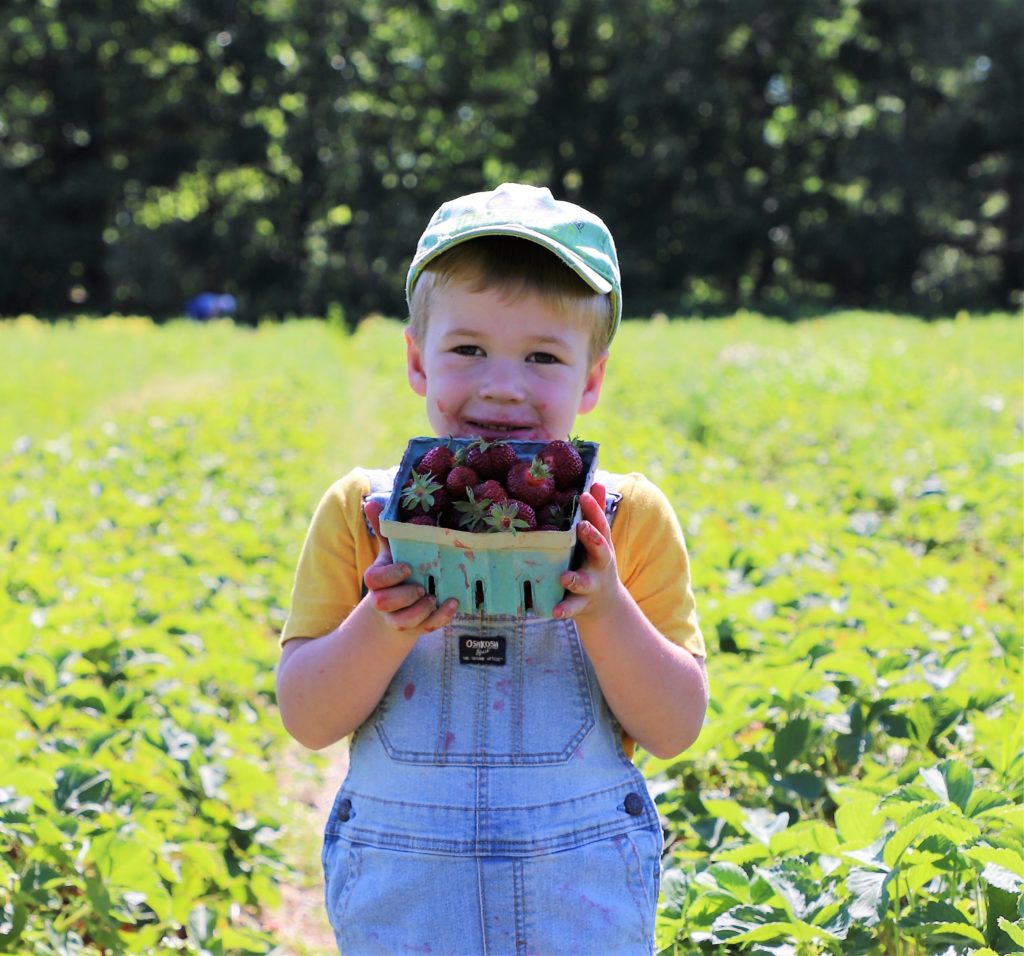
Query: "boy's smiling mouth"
464 419 539 439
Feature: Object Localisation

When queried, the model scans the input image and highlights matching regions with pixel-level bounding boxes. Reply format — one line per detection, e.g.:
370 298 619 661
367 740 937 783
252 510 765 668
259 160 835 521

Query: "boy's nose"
478 370 527 402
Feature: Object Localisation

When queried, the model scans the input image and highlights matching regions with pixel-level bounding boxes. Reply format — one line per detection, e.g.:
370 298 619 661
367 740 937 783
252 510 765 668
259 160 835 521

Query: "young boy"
277 183 708 954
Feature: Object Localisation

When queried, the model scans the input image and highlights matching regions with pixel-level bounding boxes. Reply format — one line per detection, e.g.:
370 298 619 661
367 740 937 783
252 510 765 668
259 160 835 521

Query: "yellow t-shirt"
282 468 705 659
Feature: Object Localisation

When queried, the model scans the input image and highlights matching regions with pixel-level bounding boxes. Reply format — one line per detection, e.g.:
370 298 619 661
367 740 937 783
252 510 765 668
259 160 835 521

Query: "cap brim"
408 225 615 297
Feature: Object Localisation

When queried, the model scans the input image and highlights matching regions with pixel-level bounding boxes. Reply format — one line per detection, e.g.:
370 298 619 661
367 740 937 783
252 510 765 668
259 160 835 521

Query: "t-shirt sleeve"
611 473 706 658
280 469 377 645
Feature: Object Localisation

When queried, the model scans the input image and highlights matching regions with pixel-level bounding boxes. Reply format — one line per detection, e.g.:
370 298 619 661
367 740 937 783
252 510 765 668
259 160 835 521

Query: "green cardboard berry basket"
379 437 599 617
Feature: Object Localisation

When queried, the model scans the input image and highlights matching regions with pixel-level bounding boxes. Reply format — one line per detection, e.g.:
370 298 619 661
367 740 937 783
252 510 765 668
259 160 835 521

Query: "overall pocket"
373 618 595 766
321 833 359 936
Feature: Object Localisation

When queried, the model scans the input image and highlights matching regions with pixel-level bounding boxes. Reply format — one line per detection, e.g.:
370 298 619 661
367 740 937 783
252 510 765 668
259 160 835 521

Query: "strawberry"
400 469 447 517
554 488 580 510
465 438 518 480
472 479 509 507
537 500 570 530
485 499 537 533
417 440 456 480
505 457 556 509
445 464 479 500
452 487 491 531
406 514 438 526
437 503 464 528
539 439 585 490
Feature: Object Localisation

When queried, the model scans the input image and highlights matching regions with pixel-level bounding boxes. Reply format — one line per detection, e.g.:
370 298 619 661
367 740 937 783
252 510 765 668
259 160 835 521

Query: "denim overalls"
321 471 662 955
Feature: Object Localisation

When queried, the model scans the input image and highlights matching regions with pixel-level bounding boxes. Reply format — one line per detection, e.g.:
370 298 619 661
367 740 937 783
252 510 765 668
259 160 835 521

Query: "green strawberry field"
1 312 1021 955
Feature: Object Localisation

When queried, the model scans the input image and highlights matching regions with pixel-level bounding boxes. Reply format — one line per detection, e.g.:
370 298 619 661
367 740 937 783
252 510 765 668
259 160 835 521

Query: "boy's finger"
420 598 460 632
364 498 387 540
370 582 426 614
576 521 612 569
364 560 413 592
552 594 587 620
388 594 456 632
561 568 595 594
578 491 611 539
364 497 393 562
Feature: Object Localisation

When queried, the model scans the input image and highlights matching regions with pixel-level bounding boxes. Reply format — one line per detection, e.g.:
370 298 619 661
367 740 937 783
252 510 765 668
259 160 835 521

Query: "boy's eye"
527 352 561 365
451 344 483 356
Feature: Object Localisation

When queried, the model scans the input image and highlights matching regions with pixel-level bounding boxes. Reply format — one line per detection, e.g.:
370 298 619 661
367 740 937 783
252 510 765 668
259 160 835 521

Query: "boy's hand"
554 483 623 621
363 499 458 633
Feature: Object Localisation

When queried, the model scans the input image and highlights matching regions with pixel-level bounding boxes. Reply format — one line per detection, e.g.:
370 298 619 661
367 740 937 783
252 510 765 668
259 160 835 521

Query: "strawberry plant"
1 312 1019 954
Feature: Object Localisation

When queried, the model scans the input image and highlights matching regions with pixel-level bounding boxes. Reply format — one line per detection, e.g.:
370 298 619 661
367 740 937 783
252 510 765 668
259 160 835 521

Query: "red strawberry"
400 469 447 517
472 479 508 507
539 439 585 490
505 457 556 509
465 438 517 480
445 464 479 500
485 499 537 533
407 514 438 526
417 441 456 480
437 503 463 528
537 501 570 530
554 488 580 510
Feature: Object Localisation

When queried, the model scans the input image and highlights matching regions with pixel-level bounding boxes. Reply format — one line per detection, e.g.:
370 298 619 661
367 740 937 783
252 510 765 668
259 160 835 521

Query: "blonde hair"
408 237 613 360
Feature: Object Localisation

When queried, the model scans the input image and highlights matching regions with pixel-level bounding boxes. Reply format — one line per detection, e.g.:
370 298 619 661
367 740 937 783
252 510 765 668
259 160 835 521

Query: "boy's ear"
577 350 609 415
405 329 428 397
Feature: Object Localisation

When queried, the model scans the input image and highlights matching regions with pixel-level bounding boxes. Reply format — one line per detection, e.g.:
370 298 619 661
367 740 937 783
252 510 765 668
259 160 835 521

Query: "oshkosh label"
458 634 507 666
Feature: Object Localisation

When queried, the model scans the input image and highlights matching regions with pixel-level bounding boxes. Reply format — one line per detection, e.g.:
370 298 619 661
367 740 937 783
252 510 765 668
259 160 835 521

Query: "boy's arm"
276 501 458 750
554 485 709 759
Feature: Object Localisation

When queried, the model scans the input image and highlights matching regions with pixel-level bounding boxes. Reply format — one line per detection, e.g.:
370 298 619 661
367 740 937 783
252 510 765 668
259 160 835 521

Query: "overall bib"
321 473 662 956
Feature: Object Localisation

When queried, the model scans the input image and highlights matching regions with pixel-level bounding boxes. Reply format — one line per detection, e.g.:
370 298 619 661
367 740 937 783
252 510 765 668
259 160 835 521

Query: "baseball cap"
406 183 622 339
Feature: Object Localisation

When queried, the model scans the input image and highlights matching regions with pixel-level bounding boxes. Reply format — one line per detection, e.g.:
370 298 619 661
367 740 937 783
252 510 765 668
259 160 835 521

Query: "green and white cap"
406 182 622 339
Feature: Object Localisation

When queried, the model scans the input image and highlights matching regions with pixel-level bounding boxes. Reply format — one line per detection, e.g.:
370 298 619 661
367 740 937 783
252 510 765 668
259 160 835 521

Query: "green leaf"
712 904 828 945
905 700 935 747
920 760 973 811
883 807 979 868
773 716 812 770
775 770 823 802
835 796 885 847
703 862 752 902
965 845 1024 882
743 808 791 845
188 903 217 944
997 917 1024 946
846 868 890 927
967 789 1015 818
53 764 112 815
769 820 840 857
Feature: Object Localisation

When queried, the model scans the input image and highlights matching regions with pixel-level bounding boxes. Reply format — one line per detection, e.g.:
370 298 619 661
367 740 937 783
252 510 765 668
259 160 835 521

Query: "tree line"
1 0 1020 323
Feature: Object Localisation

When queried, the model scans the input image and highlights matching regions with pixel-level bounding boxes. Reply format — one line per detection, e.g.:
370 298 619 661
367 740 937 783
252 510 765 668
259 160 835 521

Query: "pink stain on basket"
443 731 456 750
403 683 416 700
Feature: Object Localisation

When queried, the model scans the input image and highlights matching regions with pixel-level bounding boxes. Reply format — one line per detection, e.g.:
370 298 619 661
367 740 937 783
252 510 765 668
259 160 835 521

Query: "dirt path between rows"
262 741 349 955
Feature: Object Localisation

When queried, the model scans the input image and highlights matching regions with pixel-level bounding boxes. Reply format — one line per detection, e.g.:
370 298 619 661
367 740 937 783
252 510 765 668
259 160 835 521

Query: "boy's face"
406 281 608 442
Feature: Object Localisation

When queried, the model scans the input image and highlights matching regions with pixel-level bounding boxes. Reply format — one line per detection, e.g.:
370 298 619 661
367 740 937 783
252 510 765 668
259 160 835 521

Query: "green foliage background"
1 0 1021 320
1 313 1021 954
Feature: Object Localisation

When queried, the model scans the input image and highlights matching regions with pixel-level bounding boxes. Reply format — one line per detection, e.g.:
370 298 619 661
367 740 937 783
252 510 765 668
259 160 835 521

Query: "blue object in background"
185 293 237 319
